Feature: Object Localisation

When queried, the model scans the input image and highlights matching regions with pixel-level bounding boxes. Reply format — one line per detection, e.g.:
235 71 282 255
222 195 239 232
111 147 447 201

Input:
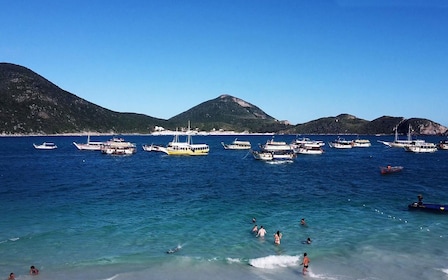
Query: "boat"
403 141 437 153
158 122 209 156
260 138 293 152
437 140 448 150
100 137 136 155
408 202 448 213
33 142 57 150
73 135 103 151
352 139 371 148
221 139 251 150
142 144 164 152
380 165 403 174
328 138 353 149
297 146 324 155
378 124 414 148
252 150 296 161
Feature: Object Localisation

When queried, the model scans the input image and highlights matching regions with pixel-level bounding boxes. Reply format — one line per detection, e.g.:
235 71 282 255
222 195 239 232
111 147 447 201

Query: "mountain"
0 62 447 135
0 63 166 134
282 115 447 135
167 94 292 132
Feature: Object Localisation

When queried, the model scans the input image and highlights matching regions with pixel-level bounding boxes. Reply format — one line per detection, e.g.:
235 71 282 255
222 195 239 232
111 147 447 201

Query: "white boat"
352 139 371 148
158 122 209 156
291 137 325 148
437 140 448 150
142 144 164 152
33 142 57 150
404 141 437 153
252 150 296 161
101 137 136 155
328 138 353 149
297 146 324 155
73 135 103 151
260 138 293 152
221 139 251 150
378 125 414 148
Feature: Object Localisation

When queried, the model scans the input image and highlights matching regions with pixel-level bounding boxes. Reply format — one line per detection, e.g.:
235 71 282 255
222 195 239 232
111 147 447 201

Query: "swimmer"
252 217 256 223
256 225 266 237
30 265 39 275
274 230 282 245
8 273 15 280
252 224 258 233
306 237 312 244
300 218 306 226
301 252 310 275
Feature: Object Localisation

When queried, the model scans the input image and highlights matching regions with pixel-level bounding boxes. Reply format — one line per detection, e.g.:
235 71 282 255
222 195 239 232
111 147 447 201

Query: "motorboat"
297 146 324 155
380 165 403 175
260 138 293 152
221 139 251 150
437 140 448 150
100 137 136 155
252 150 296 161
158 122 209 156
403 141 437 153
328 138 353 149
142 144 164 152
352 139 371 148
33 142 57 150
291 137 325 148
73 135 103 151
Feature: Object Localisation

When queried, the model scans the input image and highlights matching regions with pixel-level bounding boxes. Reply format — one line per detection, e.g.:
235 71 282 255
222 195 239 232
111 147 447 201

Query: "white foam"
249 255 299 269
9 237 19 241
100 275 119 280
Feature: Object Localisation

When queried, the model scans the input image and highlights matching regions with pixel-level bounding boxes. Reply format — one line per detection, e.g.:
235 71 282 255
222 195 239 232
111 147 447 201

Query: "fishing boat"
328 138 353 149
158 122 209 156
403 141 437 153
380 165 403 175
100 137 136 155
33 142 57 150
73 135 103 151
221 139 251 150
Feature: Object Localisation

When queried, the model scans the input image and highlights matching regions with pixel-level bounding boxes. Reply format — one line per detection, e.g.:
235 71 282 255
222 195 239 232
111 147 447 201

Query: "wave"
248 255 300 269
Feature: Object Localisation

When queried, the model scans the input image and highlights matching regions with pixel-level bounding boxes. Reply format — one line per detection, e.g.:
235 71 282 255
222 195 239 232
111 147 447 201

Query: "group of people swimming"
251 217 311 275
8 265 39 279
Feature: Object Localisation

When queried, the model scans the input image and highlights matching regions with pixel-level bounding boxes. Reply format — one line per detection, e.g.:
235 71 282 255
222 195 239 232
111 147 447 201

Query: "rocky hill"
0 62 447 135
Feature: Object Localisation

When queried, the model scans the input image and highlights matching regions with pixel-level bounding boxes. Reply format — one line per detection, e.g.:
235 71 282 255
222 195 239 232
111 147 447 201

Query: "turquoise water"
1 135 448 280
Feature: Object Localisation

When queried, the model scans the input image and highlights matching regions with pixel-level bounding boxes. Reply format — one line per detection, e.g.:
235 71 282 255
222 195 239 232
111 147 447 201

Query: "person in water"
418 194 423 206
252 224 258 233
274 230 282 245
306 237 312 244
300 218 306 226
301 252 310 275
30 265 39 275
8 273 15 280
256 225 266 237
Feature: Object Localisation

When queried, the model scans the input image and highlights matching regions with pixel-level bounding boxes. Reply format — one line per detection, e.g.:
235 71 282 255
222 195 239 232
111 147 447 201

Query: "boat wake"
248 255 300 269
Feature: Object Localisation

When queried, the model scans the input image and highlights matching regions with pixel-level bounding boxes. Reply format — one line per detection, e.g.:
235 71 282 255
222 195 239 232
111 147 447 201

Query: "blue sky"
1 0 447 126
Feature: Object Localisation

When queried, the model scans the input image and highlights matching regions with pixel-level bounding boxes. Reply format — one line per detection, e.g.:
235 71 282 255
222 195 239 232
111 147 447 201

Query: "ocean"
1 135 447 280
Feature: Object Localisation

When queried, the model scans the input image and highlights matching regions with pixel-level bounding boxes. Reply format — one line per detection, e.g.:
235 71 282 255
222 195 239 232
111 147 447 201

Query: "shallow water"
1 135 447 279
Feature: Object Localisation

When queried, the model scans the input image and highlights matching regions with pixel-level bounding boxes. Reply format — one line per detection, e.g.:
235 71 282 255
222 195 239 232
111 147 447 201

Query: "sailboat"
378 125 413 148
73 135 104 151
158 122 209 156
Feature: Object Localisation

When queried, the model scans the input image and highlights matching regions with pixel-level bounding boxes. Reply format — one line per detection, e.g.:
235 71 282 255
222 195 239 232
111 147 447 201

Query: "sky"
1 0 447 126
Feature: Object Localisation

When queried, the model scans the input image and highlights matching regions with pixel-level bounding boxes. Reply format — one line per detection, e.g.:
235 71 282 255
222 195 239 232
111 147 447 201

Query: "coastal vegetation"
0 62 447 135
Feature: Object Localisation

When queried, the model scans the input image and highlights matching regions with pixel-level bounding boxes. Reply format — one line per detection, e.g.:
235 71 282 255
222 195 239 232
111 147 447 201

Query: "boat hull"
408 203 448 213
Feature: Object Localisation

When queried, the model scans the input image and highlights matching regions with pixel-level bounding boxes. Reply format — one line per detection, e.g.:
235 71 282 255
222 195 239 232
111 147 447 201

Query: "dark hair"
304 252 307 256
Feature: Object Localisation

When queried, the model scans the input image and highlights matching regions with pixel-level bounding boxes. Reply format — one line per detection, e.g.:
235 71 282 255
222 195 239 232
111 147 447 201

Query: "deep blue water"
1 135 447 280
